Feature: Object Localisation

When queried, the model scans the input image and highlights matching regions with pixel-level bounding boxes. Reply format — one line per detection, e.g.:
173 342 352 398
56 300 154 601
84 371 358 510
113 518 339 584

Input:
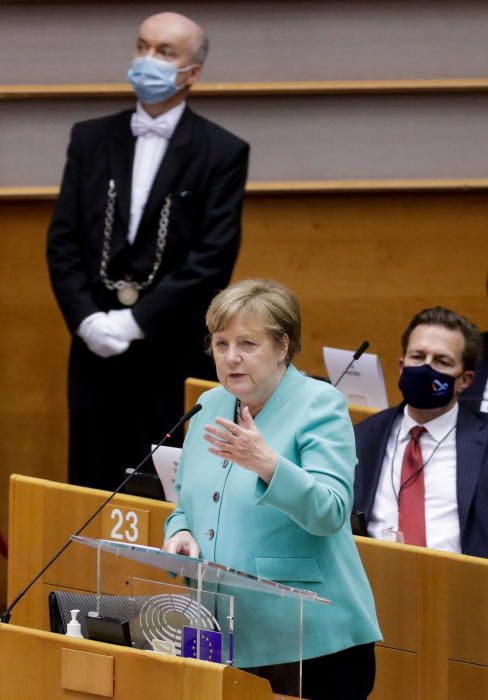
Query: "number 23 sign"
101 505 150 545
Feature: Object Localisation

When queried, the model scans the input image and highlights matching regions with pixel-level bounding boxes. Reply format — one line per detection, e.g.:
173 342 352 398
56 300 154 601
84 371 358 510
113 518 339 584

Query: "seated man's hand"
163 530 200 558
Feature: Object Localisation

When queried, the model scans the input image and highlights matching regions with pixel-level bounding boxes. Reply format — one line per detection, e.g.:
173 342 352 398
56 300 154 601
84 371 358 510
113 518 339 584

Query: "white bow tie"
130 112 173 139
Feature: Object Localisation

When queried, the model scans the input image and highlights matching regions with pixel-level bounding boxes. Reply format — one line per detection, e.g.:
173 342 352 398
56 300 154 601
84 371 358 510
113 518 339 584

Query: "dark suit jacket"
47 106 249 339
46 106 249 489
353 404 488 558
460 332 488 413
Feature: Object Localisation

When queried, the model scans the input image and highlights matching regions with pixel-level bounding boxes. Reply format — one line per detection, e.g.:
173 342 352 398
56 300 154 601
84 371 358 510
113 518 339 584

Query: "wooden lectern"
6 474 488 700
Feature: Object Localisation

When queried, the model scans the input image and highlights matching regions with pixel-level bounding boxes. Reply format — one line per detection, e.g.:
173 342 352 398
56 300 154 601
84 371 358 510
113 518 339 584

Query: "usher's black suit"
47 106 249 490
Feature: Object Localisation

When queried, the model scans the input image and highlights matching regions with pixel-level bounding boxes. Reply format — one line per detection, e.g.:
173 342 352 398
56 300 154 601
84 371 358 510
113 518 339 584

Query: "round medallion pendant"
117 285 139 306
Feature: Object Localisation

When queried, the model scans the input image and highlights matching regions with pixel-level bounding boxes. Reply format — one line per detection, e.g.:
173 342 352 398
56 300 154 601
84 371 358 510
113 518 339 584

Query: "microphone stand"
333 341 370 388
0 404 201 624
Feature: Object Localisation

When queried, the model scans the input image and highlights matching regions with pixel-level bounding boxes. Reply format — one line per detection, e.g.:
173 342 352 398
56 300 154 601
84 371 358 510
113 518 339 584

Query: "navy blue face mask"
398 364 459 409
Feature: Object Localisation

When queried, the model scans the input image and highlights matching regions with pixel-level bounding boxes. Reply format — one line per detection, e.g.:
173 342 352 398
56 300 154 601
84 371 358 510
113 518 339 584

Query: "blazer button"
207 529 215 540
222 460 229 468
212 492 220 503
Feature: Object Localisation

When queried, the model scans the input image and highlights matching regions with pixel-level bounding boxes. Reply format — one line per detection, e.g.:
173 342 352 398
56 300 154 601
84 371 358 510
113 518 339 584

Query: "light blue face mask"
127 56 194 104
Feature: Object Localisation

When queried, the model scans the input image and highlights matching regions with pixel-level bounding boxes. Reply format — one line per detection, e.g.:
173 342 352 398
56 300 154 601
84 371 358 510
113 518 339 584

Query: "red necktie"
399 426 427 546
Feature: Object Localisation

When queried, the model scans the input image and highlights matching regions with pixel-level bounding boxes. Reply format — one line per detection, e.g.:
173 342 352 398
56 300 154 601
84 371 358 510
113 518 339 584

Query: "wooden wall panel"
1 192 485 483
236 191 487 395
1 190 487 608
0 200 68 605
416 550 449 700
0 201 68 487
448 555 488 666
356 538 417 652
372 647 416 700
448 661 488 700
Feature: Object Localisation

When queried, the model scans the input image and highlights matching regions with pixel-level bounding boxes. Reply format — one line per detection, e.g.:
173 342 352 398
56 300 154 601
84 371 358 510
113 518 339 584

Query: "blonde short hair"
206 279 301 362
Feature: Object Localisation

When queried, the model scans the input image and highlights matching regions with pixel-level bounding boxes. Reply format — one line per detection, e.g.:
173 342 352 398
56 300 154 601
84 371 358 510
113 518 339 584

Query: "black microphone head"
183 403 202 422
353 341 370 360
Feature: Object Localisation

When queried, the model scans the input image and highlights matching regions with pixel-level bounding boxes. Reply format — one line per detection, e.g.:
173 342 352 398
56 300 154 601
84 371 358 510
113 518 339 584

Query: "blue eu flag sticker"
182 626 223 663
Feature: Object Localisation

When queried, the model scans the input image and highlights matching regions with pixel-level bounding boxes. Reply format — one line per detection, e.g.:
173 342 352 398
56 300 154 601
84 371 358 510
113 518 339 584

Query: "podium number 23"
110 508 139 542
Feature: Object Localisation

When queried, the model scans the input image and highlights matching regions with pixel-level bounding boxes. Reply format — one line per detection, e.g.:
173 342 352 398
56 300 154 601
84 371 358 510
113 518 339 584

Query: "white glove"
106 309 145 342
77 312 130 358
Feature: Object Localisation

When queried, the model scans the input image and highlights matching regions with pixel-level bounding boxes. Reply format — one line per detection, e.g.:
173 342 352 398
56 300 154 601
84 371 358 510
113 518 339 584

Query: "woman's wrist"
257 449 278 484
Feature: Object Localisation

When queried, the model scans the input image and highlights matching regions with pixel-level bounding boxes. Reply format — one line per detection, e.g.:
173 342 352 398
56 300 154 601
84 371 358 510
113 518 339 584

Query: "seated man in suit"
460 276 488 413
460 331 488 413
354 306 488 558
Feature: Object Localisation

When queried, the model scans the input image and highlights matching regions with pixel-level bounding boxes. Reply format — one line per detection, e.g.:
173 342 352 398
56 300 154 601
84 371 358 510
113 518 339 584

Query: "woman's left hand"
204 406 278 483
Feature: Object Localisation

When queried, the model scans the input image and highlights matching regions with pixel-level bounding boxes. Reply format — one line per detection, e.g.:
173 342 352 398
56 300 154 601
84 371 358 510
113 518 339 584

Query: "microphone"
0 403 202 624
333 341 370 388
353 340 370 361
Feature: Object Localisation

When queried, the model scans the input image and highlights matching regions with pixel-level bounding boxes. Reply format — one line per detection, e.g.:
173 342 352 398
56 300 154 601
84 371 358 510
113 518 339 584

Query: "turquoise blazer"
165 364 381 667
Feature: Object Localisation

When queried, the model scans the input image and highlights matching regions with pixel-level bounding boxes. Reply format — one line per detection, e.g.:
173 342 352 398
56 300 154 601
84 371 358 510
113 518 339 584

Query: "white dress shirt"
481 376 488 413
128 101 185 244
368 402 461 553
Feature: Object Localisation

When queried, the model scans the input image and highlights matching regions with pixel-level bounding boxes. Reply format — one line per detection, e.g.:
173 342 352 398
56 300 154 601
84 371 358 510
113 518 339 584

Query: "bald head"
138 12 208 65
132 11 208 114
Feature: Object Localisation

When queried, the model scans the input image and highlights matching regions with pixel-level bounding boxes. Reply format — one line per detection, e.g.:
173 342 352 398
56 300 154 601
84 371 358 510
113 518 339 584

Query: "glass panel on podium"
129 577 234 664
71 535 332 699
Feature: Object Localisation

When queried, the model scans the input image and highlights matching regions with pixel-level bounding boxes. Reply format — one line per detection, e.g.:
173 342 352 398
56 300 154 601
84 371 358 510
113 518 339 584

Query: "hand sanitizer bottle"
66 609 84 638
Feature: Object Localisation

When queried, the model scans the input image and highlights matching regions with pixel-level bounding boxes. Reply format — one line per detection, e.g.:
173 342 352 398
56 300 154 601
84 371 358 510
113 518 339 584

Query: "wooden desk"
7 475 175 630
7 475 488 700
358 540 488 700
184 377 379 426
0 623 274 700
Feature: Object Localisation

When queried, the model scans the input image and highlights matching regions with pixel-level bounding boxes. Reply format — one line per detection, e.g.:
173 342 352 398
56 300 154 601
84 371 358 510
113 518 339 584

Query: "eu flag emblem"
182 626 223 663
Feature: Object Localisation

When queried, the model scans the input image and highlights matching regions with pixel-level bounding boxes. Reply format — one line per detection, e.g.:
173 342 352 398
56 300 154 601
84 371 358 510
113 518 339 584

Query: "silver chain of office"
99 178 171 306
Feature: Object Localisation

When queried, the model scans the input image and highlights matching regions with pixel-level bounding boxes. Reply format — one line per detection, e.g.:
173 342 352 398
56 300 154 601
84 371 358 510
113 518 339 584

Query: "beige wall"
3 1 488 185
3 1 488 83
4 94 488 186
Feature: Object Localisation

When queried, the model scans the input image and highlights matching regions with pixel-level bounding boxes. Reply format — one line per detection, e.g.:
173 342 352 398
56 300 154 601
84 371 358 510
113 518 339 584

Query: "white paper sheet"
322 346 389 409
151 445 182 503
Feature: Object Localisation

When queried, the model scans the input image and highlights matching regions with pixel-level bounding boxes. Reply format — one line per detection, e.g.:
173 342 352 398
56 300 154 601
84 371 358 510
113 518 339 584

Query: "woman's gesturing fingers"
203 410 277 483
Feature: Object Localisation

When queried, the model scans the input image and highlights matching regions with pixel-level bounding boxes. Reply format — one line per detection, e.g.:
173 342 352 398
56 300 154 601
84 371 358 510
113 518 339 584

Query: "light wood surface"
7 475 175 628
372 647 416 700
234 190 487 394
0 185 59 199
61 647 114 696
448 661 488 700
1 189 487 610
185 378 219 417
3 78 488 100
245 179 488 193
362 541 488 700
447 555 488 666
184 378 379 426
356 538 417 652
4 179 488 200
417 550 450 700
7 475 488 700
0 623 274 700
